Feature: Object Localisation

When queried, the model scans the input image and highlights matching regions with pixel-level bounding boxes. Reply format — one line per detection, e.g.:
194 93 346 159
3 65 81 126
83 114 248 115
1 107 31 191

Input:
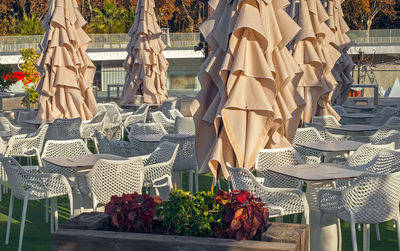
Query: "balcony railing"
0 32 201 53
1 29 399 53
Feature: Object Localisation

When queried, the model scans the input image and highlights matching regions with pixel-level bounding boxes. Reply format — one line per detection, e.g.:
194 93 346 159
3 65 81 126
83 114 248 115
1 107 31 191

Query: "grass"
0 171 398 250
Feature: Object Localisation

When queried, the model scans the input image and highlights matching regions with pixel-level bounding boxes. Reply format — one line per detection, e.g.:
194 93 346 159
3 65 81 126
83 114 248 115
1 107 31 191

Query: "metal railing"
347 29 400 45
0 32 201 53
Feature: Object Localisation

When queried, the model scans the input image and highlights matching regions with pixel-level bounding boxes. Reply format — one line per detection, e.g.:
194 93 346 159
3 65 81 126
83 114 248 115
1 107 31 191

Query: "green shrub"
0 64 16 92
159 188 223 237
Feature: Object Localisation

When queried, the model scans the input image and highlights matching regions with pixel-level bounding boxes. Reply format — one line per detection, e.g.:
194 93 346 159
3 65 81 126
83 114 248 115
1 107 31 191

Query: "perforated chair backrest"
129 123 167 136
16 110 37 127
304 123 340 141
372 130 400 148
160 101 175 117
293 127 324 143
87 158 144 205
93 130 113 154
312 115 340 126
45 117 82 141
135 104 149 116
90 111 107 124
161 135 196 171
174 117 195 135
98 103 122 127
255 147 303 188
42 139 92 158
361 149 400 174
1 157 33 199
346 142 395 167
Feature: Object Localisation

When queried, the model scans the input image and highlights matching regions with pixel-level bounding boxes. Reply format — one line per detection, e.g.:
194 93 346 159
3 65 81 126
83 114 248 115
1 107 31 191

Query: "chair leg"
375 223 381 241
188 170 193 193
80 194 85 214
54 197 58 231
350 220 358 251
18 194 29 251
293 214 298 223
363 224 370 251
316 212 325 251
396 214 400 251
5 194 14 245
195 168 199 193
50 198 54 234
45 198 49 223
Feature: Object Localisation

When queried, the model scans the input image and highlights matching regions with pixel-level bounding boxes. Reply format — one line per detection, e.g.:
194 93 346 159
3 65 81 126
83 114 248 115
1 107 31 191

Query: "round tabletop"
340 113 375 119
343 105 376 111
133 134 193 142
325 124 379 132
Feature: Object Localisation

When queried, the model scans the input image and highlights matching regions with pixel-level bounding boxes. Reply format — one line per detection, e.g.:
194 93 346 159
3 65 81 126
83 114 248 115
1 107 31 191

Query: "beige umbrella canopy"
191 0 305 181
120 0 169 105
288 0 340 122
36 0 97 121
323 0 354 105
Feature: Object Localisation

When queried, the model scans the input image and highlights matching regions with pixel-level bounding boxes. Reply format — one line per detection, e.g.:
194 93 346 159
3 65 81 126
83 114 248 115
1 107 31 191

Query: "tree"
20 48 40 107
343 0 398 41
17 14 44 35
89 0 134 33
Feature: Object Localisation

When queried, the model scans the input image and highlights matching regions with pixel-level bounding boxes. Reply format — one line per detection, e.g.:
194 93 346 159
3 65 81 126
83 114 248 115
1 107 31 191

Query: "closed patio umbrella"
288 0 340 122
191 0 305 181
120 0 169 105
36 0 97 120
323 0 354 105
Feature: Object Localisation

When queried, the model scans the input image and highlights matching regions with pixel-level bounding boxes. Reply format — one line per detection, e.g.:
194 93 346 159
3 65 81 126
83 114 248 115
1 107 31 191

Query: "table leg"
307 181 342 251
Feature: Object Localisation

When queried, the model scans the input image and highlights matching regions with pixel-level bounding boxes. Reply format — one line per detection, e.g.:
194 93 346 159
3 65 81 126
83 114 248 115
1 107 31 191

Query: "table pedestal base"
306 181 341 251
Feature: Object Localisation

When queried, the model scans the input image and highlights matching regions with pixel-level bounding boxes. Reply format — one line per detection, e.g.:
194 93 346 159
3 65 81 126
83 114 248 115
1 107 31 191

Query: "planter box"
52 213 308 251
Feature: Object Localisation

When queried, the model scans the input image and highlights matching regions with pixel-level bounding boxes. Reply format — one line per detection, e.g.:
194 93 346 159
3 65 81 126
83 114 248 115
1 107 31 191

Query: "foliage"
343 0 398 31
159 188 223 237
17 14 44 35
214 190 269 241
0 64 16 92
89 0 135 33
105 193 162 232
19 48 40 107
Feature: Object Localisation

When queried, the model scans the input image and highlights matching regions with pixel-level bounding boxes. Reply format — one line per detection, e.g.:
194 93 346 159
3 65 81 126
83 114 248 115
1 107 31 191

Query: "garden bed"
52 213 309 251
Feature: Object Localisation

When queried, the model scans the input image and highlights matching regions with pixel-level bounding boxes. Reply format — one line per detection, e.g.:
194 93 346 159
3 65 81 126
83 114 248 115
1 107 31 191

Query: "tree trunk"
366 18 373 43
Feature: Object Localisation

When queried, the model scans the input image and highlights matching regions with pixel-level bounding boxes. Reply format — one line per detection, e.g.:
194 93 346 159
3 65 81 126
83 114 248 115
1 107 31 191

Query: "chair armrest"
303 156 321 164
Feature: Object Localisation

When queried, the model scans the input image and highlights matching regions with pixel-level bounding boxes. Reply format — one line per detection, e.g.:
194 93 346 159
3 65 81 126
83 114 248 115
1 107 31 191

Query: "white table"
133 134 192 142
340 113 374 119
42 154 127 215
325 124 379 136
269 163 367 251
343 105 376 112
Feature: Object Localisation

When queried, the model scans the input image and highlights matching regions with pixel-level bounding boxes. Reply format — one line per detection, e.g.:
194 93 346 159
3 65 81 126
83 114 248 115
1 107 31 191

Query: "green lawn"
0 172 398 250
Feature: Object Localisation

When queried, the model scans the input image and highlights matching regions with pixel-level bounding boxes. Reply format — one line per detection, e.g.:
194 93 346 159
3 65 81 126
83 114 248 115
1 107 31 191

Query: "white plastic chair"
45 117 82 141
174 117 195 135
0 117 35 136
312 115 341 127
169 109 184 119
317 171 400 251
161 134 198 192
93 130 138 157
151 111 175 133
80 111 107 141
333 105 347 116
227 164 309 223
141 141 179 196
97 103 123 140
128 123 168 155
293 127 325 159
1 157 73 251
304 123 349 141
83 158 144 212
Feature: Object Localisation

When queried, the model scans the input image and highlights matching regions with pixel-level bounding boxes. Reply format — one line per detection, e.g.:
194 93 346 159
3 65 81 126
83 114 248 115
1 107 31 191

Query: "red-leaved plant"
214 190 269 241
105 193 162 232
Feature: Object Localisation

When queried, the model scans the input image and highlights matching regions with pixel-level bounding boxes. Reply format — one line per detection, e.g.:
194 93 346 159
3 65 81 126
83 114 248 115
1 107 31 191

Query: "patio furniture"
93 130 138 157
324 124 380 137
304 123 349 141
343 104 376 113
5 124 49 166
333 105 347 116
295 140 363 162
80 111 107 141
151 111 175 133
169 109 184 119
268 163 367 251
293 127 325 159
1 157 73 251
83 158 144 212
45 117 82 141
97 103 123 140
174 117 195 135
382 116 400 129
159 100 176 118
227 164 309 224
128 123 168 155
123 104 149 132
142 141 179 198
317 171 400 251
0 117 35 136
370 107 399 126
15 110 37 129
161 134 198 193
312 115 341 127
350 128 394 143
